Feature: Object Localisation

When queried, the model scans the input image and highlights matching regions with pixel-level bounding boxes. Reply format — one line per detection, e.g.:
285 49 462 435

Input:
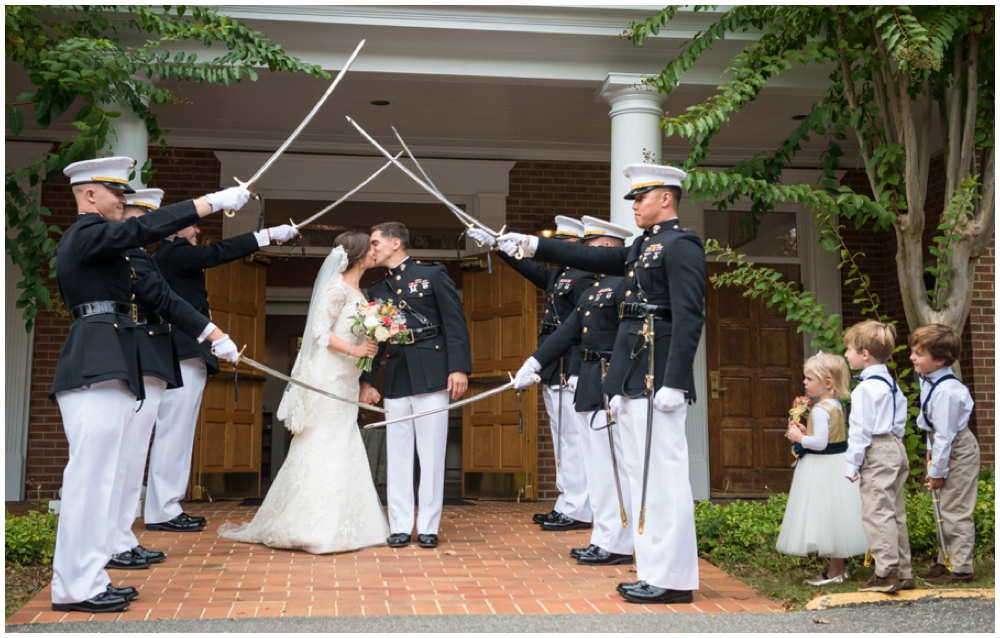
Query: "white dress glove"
211 335 240 365
653 387 687 413
609 395 621 421
467 228 496 248
496 232 538 259
205 185 252 213
566 375 578 393
514 357 543 390
267 224 299 243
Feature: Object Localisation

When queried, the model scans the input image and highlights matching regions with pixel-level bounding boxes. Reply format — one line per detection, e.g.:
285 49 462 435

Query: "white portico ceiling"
5 5 857 166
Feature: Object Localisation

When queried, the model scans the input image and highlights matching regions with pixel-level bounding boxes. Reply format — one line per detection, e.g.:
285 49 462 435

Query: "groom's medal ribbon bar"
237 353 387 413
362 373 539 429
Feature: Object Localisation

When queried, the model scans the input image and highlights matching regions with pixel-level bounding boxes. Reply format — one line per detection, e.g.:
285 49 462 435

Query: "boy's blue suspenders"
920 374 958 430
865 375 899 424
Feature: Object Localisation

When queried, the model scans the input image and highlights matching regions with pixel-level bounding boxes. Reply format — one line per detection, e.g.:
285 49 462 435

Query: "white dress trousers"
384 389 450 536
145 358 207 524
580 409 634 556
110 377 168 554
618 396 699 591
52 380 137 604
542 383 592 522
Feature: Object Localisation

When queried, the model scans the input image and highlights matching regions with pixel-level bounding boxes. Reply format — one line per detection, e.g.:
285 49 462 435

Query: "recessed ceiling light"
370 100 390 106
791 114 808 121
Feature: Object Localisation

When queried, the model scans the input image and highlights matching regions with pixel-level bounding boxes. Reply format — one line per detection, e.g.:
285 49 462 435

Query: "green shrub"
5 508 58 566
906 466 995 560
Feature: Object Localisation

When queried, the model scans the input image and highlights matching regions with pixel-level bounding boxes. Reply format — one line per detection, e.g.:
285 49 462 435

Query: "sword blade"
239 354 387 413
391 126 442 194
247 40 366 186
363 380 516 429
637 313 656 535
346 117 498 235
294 151 404 229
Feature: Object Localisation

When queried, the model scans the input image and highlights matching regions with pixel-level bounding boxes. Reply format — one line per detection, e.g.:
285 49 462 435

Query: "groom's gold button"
395 275 401 280
397 289 402 294
435 345 440 349
419 293 424 297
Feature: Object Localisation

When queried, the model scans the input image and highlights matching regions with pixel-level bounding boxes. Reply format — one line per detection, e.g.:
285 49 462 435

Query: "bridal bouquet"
788 395 813 464
351 300 411 372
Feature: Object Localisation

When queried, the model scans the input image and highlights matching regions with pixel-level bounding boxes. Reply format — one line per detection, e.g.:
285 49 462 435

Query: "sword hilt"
620 504 629 529
237 344 248 362
223 177 256 218
638 508 645 535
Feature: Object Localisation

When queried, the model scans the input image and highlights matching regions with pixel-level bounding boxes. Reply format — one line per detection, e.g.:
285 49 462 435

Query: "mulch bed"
6 564 50 619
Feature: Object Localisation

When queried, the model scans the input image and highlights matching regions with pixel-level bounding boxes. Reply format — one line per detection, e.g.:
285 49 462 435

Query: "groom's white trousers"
52 380 136 604
385 389 450 536
145 358 207 524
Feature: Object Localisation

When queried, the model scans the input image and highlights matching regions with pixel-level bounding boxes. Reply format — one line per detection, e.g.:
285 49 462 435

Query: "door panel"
461 259 537 499
707 262 803 496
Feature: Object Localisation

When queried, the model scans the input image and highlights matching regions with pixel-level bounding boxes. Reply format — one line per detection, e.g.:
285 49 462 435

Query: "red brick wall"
506 160 611 500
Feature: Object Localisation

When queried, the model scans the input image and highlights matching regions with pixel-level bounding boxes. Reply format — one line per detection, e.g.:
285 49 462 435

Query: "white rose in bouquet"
374 326 391 342
364 315 380 329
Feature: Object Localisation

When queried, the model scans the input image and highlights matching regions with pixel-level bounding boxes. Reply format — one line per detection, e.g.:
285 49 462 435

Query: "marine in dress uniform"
513 217 635 565
49 157 251 613
107 189 237 571
497 164 705 605
145 215 297 532
359 223 472 549
471 217 596 530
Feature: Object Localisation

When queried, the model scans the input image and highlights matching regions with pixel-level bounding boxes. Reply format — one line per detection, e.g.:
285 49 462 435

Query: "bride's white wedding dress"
218 248 388 553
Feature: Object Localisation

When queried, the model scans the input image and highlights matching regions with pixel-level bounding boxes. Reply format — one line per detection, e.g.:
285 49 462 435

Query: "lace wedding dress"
218 248 388 553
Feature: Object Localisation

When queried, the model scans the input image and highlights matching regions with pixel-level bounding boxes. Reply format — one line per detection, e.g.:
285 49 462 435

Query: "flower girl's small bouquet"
351 300 411 372
788 395 813 465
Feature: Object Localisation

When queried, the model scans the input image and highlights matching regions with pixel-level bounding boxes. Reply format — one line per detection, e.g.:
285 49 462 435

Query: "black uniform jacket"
533 218 706 401
532 275 625 412
129 247 213 388
50 202 201 400
152 231 260 374
360 258 472 399
497 252 596 385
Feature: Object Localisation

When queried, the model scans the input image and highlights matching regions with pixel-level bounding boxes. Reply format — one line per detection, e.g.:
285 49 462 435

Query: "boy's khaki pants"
859 435 913 579
929 427 981 573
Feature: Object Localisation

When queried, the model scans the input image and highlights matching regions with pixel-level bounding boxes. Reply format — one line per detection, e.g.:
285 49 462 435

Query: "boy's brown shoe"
899 578 916 590
924 571 974 586
859 571 900 593
917 563 950 580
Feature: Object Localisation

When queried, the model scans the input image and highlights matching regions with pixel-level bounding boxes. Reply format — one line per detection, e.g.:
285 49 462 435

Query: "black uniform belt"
581 348 613 362
70 301 136 322
539 322 559 335
618 302 672 321
400 325 441 345
136 313 168 326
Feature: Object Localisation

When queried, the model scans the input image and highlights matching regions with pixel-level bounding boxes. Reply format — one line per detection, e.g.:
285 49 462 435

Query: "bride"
218 231 389 553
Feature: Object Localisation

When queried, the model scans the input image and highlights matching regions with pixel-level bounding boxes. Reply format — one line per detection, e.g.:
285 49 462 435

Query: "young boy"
909 324 979 585
843 321 912 593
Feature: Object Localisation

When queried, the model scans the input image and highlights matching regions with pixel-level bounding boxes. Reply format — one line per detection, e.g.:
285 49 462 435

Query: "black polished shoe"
569 544 598 559
541 513 592 532
106 584 139 601
616 580 645 594
106 550 150 570
145 514 204 532
131 545 165 564
179 511 207 525
52 590 130 613
577 547 634 566
417 534 439 548
621 583 693 605
532 510 559 525
387 533 411 548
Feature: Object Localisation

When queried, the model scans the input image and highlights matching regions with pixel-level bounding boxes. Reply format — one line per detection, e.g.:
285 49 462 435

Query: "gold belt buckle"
403 329 416 345
618 301 627 320
131 304 138 323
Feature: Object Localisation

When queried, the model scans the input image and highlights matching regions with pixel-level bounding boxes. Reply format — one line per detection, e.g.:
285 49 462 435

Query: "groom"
360 222 471 549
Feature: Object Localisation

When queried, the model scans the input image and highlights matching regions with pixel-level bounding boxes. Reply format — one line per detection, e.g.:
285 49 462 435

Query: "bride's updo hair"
335 231 370 270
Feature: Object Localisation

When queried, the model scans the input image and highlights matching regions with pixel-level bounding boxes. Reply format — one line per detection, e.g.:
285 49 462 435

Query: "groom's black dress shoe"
145 514 203 532
532 510 559 525
569 544 598 559
107 584 139 601
52 590 130 613
387 533 411 547
541 513 592 531
620 583 693 605
106 550 149 570
178 512 207 526
131 545 165 564
616 580 645 594
577 547 634 566
417 534 439 548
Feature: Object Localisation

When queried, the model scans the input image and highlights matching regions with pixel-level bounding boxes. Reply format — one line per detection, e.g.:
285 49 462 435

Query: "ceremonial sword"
362 373 538 429
346 117 502 238
291 151 404 230
637 311 656 535
225 39 366 217
928 460 952 570
600 357 629 529
237 353 387 413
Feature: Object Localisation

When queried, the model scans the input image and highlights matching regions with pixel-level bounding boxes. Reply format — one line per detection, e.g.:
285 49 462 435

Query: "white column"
108 83 151 189
598 73 666 236
5 141 50 501
680 201 710 501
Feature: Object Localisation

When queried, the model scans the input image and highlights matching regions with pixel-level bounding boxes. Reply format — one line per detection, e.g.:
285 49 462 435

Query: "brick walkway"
7 501 780 625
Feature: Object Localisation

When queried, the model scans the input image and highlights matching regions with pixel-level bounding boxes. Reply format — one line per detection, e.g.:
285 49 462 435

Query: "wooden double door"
706 262 804 496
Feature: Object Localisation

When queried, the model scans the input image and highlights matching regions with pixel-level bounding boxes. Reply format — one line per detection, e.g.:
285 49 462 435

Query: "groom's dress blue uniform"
362 258 471 539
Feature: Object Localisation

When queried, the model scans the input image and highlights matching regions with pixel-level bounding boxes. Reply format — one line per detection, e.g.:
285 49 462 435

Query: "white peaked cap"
622 163 687 200
126 188 164 211
551 216 584 239
63 156 136 194
581 215 633 241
